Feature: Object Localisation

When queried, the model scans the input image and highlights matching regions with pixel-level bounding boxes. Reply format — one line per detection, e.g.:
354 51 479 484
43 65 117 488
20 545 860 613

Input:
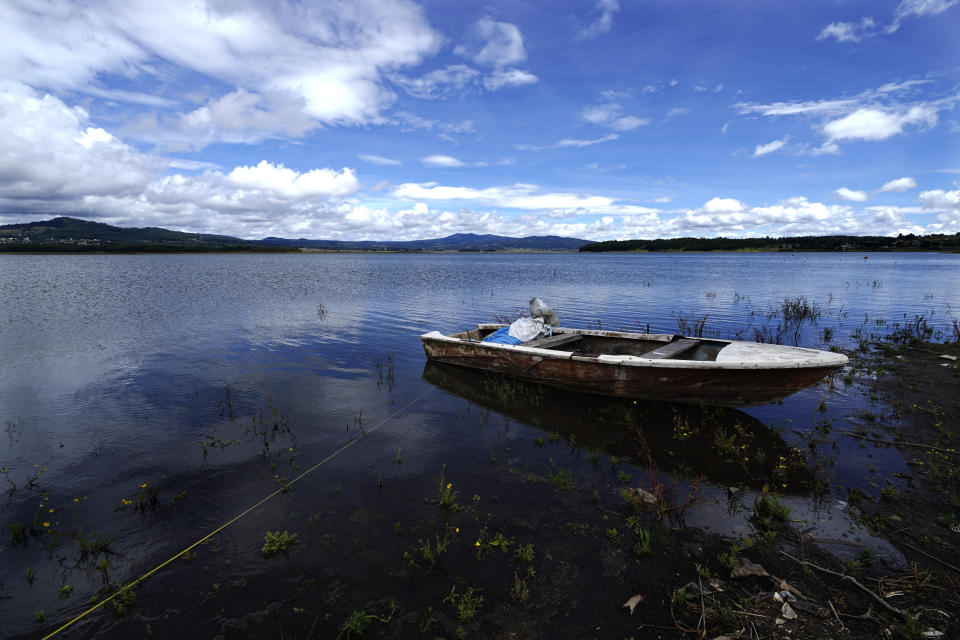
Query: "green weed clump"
670 586 689 607
514 543 535 565
754 494 790 521
444 584 484 623
406 523 458 571
6 521 28 548
438 467 459 511
262 530 299 556
633 529 652 557
511 571 530 603
546 464 575 490
110 586 136 616
473 527 512 562
717 543 741 569
341 610 372 637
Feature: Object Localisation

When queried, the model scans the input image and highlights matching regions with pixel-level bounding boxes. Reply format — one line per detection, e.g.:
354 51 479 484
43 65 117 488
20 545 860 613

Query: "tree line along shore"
578 233 960 253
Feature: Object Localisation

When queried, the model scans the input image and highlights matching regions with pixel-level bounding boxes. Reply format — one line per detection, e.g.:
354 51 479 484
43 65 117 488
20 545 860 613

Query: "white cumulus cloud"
581 102 649 131
891 0 960 30
457 18 527 67
822 106 938 142
817 17 877 43
483 68 539 91
879 177 917 192
421 155 466 167
0 81 377 238
736 80 951 152
702 197 747 213
226 161 358 198
753 197 846 222
358 154 401 166
578 0 620 40
0 0 443 145
610 116 650 131
391 65 481 99
834 187 868 202
919 189 960 210
0 83 158 201
390 181 660 216
753 138 788 157
555 134 619 148
515 134 620 151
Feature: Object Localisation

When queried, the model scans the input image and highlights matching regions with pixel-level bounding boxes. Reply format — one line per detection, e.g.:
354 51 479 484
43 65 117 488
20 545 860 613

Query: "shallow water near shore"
1 251 958 637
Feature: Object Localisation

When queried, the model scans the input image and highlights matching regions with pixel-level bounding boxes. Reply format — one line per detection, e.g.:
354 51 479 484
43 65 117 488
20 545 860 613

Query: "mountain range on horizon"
0 216 590 252
3 216 959 254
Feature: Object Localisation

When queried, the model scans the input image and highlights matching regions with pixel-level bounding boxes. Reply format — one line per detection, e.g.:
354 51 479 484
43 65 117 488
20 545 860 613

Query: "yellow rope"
41 388 433 640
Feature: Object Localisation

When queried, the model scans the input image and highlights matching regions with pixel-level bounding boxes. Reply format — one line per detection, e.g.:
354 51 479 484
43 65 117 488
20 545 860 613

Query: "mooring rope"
41 388 434 640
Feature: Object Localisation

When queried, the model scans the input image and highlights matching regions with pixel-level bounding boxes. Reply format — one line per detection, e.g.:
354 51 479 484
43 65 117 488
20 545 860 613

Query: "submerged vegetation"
262 530 299 556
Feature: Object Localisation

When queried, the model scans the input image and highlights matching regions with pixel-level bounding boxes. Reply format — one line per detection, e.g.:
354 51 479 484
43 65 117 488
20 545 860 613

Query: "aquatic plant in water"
261 530 299 556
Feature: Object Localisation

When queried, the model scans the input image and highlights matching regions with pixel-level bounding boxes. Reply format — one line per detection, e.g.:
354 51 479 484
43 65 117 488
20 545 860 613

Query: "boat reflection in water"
423 362 813 492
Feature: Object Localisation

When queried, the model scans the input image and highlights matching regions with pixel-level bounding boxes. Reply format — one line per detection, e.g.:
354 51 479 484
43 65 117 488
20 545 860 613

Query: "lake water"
1 252 958 637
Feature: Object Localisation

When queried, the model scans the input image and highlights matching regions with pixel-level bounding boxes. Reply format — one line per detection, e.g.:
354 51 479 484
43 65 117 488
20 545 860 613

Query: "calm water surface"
1 252 958 637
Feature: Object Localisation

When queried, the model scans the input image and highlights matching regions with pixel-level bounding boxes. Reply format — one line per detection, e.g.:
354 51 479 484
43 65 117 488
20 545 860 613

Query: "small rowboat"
420 324 848 407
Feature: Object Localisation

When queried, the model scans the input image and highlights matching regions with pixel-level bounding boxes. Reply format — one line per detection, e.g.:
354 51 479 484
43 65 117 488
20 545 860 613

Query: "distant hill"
0 217 287 252
0 217 591 252
261 232 590 252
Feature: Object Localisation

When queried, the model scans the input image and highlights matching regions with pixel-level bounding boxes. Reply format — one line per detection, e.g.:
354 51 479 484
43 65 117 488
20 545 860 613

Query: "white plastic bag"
529 298 559 326
508 316 546 342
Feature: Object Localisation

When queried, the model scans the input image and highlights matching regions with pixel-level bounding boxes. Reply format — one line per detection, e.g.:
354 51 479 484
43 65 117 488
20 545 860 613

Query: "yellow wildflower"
43 522 50 528
446 483 452 489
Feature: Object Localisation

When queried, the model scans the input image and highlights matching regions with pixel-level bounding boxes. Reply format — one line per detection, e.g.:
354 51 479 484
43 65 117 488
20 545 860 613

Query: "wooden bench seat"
523 333 583 350
640 338 700 360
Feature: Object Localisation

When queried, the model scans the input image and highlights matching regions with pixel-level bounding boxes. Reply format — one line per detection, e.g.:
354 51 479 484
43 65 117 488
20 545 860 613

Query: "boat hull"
421 329 845 407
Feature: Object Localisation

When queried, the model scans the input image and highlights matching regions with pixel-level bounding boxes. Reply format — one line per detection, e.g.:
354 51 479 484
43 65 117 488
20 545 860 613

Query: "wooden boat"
420 324 848 407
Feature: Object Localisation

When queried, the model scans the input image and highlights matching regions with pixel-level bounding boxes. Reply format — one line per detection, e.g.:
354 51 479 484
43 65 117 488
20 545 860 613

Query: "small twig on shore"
697 575 707 633
837 428 960 455
805 534 869 547
828 600 845 631
780 551 906 618
899 540 960 574
838 605 885 629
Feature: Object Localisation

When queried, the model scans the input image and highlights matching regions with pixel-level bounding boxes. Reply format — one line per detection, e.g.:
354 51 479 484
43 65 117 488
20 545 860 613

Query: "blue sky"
1 0 958 240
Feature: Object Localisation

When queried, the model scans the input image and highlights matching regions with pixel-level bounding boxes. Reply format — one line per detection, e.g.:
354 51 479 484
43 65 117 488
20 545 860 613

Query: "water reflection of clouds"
3 252 958 489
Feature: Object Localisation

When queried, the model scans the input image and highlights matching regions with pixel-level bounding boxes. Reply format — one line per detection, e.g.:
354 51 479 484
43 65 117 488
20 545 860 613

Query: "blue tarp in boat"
482 326 522 345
